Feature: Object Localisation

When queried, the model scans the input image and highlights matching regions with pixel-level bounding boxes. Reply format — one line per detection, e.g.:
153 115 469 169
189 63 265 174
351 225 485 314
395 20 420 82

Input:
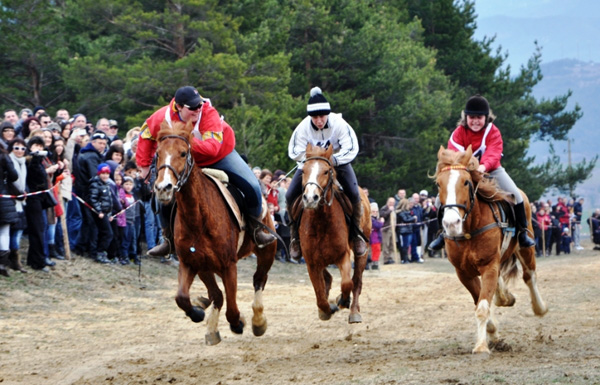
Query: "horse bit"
303 156 335 206
156 134 195 192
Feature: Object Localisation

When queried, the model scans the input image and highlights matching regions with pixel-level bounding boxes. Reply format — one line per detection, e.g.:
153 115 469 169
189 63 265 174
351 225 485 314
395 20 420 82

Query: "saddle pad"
202 170 244 231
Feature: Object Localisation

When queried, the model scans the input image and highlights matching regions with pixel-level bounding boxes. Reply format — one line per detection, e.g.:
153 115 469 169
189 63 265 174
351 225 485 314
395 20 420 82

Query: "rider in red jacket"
139 86 275 257
429 95 536 251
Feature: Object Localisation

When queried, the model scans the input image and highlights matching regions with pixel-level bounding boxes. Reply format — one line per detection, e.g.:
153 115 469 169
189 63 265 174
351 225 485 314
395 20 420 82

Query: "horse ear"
325 144 334 159
437 145 446 159
461 145 473 165
306 143 313 153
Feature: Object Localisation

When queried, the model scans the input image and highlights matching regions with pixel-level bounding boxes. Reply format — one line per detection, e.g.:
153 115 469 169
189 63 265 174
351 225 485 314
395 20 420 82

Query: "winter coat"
0 153 19 225
88 176 113 215
396 210 416 235
75 143 104 198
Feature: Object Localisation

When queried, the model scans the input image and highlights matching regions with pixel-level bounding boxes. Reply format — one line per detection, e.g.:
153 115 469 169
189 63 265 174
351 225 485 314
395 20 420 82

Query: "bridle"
156 134 194 192
437 164 476 223
303 156 335 206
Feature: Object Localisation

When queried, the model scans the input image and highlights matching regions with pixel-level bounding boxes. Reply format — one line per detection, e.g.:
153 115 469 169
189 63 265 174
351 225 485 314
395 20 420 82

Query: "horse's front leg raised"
175 261 205 323
197 270 225 345
307 264 338 320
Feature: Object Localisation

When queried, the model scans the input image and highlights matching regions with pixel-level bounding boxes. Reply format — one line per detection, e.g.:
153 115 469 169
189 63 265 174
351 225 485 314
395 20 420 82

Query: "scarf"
9 152 27 212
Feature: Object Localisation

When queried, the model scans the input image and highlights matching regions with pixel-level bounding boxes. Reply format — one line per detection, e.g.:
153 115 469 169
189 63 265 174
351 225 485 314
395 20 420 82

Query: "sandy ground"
1 241 599 385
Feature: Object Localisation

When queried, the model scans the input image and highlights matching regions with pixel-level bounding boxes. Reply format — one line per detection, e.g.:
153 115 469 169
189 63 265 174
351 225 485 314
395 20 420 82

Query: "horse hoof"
348 313 362 324
230 319 245 335
336 294 351 309
252 320 267 337
205 331 222 346
472 345 491 355
186 306 205 323
318 304 339 320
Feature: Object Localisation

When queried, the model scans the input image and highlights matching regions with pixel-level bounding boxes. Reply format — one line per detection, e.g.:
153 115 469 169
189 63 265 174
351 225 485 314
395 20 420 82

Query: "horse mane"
156 120 194 142
434 147 509 203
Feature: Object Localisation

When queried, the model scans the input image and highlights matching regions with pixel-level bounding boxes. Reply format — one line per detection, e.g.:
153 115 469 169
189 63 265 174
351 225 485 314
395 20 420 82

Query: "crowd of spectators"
0 106 598 277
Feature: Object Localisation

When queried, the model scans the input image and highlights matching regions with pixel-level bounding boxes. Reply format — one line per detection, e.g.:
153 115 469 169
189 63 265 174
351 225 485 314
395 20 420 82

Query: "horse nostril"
312 194 319 202
165 183 173 192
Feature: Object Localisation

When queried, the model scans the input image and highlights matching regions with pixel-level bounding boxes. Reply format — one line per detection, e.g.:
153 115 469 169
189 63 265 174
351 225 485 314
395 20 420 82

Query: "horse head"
301 143 335 209
435 145 479 237
154 120 195 204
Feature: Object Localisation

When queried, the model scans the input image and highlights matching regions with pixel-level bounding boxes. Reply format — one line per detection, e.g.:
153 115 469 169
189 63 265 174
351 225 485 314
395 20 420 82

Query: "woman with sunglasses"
7 139 28 273
137 86 276 258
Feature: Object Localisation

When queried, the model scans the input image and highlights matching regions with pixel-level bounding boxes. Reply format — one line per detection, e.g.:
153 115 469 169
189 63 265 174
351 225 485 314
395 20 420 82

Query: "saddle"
202 169 245 231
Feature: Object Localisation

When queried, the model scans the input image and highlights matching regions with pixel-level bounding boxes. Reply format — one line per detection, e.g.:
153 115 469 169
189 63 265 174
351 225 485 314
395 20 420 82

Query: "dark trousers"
25 197 47 269
75 199 98 254
93 215 113 254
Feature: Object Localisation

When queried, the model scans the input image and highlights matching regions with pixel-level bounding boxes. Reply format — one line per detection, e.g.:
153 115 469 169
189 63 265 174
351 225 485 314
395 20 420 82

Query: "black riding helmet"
464 95 489 116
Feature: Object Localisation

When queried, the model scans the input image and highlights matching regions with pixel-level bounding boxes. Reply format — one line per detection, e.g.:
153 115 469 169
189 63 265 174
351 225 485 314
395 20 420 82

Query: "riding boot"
0 250 11 277
9 249 27 273
148 227 173 257
248 216 276 248
351 202 368 256
288 221 302 261
514 202 536 248
428 232 445 251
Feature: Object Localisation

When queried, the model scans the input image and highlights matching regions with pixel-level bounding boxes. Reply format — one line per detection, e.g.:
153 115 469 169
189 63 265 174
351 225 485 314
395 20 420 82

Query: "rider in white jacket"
286 87 366 260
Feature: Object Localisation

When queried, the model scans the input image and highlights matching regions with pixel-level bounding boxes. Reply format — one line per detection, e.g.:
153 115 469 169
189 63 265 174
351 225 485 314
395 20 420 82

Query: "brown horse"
297 143 372 323
434 145 548 354
153 120 276 345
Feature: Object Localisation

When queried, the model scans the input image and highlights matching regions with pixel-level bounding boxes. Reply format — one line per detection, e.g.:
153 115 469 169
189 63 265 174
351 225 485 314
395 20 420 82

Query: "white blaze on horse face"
303 161 322 209
442 169 463 236
155 153 175 198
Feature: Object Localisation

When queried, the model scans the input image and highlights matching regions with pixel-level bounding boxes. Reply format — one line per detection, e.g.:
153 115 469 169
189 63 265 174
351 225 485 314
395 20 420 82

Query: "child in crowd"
88 163 114 264
112 172 129 265
120 176 139 265
123 161 146 265
560 226 572 255
369 202 384 270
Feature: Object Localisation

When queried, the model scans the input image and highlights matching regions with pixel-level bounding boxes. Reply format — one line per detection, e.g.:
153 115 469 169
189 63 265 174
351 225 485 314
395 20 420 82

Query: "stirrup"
253 227 276 248
353 236 368 256
148 242 171 257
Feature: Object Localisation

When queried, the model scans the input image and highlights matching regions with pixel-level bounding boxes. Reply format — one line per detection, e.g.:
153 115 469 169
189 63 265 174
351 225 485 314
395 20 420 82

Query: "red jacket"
536 212 551 231
137 98 236 168
448 123 503 172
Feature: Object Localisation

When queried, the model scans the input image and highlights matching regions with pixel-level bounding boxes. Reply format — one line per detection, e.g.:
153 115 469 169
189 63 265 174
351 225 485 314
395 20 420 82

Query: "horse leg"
473 265 499 354
349 250 366 323
336 253 354 310
494 275 516 307
251 244 275 337
307 264 338 320
515 248 548 316
222 263 245 335
197 271 224 345
175 262 205 323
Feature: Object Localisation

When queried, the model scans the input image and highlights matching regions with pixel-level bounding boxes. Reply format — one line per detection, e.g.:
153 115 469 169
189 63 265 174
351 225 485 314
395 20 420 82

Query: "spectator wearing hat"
429 94 536 252
1 122 16 150
73 130 108 257
286 86 366 260
14 108 33 137
119 175 138 265
137 85 276 257
88 163 114 264
106 119 123 146
369 202 384 270
33 106 46 118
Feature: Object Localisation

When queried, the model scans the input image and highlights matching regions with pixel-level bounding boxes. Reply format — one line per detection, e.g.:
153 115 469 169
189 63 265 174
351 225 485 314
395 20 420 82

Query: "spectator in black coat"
88 163 114 264
0 145 19 276
73 131 108 257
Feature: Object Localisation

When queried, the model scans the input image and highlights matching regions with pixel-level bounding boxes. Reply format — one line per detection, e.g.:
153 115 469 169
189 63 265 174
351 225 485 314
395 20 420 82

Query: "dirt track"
1 242 599 385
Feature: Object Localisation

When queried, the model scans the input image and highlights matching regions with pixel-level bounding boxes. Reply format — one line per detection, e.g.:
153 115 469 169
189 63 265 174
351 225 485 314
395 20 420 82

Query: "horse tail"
500 253 519 285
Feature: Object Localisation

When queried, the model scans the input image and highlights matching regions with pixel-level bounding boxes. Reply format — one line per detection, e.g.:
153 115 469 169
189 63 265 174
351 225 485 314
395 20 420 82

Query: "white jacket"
288 113 359 169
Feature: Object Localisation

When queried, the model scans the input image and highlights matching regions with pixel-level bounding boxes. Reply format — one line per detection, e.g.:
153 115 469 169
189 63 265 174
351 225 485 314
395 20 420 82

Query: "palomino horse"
297 143 371 323
435 145 548 354
153 120 276 345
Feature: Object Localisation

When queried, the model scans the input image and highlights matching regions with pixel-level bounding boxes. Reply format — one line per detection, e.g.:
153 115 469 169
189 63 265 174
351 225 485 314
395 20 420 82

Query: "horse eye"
181 151 186 157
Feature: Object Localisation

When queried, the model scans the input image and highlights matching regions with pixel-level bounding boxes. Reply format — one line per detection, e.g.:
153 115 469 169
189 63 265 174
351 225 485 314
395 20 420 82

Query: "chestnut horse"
298 143 372 323
434 145 548 354
153 120 276 345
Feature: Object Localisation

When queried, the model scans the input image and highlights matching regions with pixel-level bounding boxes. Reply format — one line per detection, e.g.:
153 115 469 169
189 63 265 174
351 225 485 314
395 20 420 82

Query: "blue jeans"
9 228 24 251
142 200 158 249
67 198 82 249
121 223 137 257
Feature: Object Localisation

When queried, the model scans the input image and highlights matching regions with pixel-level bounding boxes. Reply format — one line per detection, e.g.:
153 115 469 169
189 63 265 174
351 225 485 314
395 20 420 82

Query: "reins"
156 134 195 192
437 164 476 223
302 156 335 206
